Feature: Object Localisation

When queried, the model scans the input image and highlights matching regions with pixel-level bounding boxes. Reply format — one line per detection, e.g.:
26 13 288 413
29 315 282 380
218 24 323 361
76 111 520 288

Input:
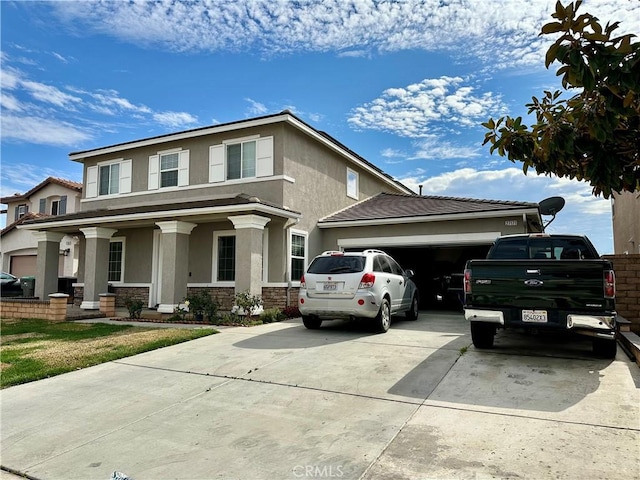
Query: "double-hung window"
86 160 131 198
160 152 179 187
290 230 307 283
209 136 273 183
108 239 125 282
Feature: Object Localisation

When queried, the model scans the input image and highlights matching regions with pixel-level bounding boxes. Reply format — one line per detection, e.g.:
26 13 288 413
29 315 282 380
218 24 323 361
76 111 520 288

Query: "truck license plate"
323 282 338 291
522 310 547 323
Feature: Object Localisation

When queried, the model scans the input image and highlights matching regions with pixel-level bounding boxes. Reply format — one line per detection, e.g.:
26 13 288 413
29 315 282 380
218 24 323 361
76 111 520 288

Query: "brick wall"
603 254 640 332
187 287 235 310
0 295 69 321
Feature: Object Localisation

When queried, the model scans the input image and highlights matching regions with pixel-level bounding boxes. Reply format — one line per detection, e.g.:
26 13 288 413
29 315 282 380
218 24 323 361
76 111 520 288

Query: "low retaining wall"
0 294 69 321
603 254 640 333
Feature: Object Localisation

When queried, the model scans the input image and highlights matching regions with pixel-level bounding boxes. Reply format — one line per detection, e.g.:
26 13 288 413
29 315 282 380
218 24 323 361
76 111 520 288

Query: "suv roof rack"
321 250 344 256
362 249 387 255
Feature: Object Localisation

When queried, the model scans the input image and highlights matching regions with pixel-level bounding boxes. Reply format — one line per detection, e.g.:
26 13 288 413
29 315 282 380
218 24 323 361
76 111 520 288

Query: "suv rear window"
307 255 366 274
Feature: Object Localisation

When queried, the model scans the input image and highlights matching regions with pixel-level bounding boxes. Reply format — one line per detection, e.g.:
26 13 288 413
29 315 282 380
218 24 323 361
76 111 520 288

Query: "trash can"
21 276 36 297
58 277 77 304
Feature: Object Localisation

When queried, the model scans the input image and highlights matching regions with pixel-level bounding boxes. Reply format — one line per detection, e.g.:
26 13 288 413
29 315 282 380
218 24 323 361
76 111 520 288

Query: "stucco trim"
337 232 503 248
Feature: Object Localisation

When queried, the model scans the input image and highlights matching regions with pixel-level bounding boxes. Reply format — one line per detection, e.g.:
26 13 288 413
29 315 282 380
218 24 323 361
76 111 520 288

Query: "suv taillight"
300 274 306 289
359 272 375 289
464 269 472 294
604 270 615 298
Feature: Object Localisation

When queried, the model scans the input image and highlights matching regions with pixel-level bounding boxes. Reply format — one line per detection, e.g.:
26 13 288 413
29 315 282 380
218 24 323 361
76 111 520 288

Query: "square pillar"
229 215 270 296
33 232 65 299
100 293 117 317
156 221 197 314
80 227 117 310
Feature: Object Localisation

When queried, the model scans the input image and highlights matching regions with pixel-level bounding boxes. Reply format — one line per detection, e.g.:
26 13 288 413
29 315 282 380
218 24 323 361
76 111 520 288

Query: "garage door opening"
345 245 490 311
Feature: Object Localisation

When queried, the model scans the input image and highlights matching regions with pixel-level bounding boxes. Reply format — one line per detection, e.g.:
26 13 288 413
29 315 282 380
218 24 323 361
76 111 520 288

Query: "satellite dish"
538 196 565 231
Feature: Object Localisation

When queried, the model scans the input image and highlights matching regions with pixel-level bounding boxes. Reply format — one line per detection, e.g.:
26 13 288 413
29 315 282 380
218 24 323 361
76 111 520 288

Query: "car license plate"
522 309 547 323
323 282 338 291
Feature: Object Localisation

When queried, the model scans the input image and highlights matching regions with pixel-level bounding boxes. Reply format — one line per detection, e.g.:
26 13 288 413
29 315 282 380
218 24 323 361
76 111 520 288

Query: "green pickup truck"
463 234 617 358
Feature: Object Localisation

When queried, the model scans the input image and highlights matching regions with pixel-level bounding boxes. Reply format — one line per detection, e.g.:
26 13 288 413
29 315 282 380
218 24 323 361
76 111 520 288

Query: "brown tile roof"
320 192 539 223
17 193 299 227
1 212 51 236
0 177 82 203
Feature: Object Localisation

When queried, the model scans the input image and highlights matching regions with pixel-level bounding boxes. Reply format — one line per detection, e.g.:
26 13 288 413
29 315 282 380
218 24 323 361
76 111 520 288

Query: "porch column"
156 221 197 314
79 227 117 310
229 215 270 296
32 231 65 299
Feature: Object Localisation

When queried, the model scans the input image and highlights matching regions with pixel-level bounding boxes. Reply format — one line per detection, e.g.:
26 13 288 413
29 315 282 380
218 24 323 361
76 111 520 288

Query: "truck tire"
592 338 617 359
470 322 495 349
302 316 322 330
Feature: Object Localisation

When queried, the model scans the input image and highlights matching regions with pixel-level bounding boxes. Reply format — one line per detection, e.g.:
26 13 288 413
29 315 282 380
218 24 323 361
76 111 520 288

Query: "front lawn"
0 318 217 388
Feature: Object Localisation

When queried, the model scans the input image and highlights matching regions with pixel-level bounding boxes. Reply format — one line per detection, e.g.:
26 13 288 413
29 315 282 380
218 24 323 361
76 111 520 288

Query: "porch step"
65 305 106 320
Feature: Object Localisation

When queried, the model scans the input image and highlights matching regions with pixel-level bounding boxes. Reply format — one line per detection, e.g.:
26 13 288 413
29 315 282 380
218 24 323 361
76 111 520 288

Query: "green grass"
1 318 217 389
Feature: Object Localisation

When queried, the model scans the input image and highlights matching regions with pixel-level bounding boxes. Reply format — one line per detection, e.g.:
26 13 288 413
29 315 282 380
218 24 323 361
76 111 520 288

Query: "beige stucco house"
18 111 541 312
1 177 82 279
612 190 640 254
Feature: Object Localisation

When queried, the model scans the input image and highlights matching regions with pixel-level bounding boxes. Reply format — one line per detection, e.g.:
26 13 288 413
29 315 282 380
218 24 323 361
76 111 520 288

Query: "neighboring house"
612 190 640 254
1 177 82 279
19 111 541 311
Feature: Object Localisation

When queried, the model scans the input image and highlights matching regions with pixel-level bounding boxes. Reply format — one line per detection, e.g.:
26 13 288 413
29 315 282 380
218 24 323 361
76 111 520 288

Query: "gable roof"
0 177 82 204
1 212 51 236
68 110 413 196
319 192 540 226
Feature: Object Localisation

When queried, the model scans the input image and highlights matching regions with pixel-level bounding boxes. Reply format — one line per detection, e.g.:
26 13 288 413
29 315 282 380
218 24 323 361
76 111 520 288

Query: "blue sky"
2 0 639 254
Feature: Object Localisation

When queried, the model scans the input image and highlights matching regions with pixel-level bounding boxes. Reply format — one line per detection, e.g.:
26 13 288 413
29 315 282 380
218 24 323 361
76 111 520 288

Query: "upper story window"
347 168 359 200
209 136 274 183
149 149 189 190
39 196 67 216
14 204 28 221
86 159 132 199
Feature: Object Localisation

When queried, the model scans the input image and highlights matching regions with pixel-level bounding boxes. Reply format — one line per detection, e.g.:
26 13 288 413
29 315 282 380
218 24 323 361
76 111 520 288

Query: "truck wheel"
374 298 391 333
592 338 617 359
470 322 495 349
302 316 322 330
405 295 419 321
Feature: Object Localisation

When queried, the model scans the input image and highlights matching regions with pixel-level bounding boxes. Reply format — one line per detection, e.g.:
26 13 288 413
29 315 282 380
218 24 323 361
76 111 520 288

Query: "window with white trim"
148 149 189 190
209 136 274 183
347 168 359 200
108 238 125 282
290 230 308 283
86 159 131 198
160 152 179 187
51 199 60 216
15 204 28 221
213 231 236 282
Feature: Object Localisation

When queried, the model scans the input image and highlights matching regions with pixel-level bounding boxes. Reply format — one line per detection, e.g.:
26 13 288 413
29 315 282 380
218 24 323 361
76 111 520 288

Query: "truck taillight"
300 274 306 289
464 269 472 294
604 270 615 298
359 272 375 289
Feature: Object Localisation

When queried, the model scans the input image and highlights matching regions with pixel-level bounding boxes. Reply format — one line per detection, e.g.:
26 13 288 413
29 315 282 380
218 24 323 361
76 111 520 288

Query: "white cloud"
1 115 92 146
348 76 507 137
48 0 640 70
153 111 199 128
21 79 81 108
410 136 481 160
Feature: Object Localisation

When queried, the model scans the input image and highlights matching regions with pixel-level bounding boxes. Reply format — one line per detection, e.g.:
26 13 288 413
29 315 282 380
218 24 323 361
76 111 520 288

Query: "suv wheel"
592 337 617 359
374 298 391 333
470 322 495 348
405 294 419 321
302 316 322 330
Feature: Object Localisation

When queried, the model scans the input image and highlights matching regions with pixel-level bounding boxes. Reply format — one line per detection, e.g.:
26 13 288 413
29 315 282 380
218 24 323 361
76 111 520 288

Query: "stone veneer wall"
603 254 640 332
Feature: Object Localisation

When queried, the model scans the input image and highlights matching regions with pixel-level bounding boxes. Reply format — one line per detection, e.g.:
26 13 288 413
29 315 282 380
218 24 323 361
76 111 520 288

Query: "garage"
318 193 543 311
9 255 37 278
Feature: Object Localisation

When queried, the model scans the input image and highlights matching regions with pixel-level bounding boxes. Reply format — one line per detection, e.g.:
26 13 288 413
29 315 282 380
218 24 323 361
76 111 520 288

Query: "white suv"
298 250 419 333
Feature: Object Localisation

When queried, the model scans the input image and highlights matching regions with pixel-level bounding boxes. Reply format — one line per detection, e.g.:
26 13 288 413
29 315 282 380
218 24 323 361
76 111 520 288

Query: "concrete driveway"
1 312 638 479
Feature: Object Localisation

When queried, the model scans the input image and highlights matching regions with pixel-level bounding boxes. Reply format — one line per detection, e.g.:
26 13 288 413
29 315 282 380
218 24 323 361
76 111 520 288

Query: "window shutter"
39 199 46 214
86 166 98 198
14 207 19 221
148 155 159 190
59 195 67 215
119 159 132 193
178 150 189 187
209 145 225 183
256 136 274 177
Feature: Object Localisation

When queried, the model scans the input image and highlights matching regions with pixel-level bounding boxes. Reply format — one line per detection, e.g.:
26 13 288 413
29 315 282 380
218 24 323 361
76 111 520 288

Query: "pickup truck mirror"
404 269 415 278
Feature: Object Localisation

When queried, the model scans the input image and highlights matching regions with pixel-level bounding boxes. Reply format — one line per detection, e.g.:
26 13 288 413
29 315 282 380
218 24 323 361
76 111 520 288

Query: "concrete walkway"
1 313 639 479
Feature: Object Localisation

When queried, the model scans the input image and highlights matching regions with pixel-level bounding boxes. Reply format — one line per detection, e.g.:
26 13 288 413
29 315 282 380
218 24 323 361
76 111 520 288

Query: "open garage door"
344 244 491 311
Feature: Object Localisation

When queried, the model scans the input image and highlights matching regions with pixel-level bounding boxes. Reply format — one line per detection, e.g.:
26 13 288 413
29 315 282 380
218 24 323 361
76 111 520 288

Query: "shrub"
233 291 263 318
124 297 143 319
185 291 219 321
260 308 285 324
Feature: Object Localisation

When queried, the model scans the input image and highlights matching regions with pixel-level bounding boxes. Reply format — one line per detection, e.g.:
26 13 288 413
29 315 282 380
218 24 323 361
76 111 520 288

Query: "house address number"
504 220 518 226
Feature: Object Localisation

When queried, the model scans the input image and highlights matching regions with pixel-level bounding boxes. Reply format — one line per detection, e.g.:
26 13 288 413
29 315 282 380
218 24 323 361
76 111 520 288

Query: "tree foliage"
483 0 639 198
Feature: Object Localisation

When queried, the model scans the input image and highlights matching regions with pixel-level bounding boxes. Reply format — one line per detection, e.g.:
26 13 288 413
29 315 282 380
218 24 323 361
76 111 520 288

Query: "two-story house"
1 177 82 278
19 111 541 312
